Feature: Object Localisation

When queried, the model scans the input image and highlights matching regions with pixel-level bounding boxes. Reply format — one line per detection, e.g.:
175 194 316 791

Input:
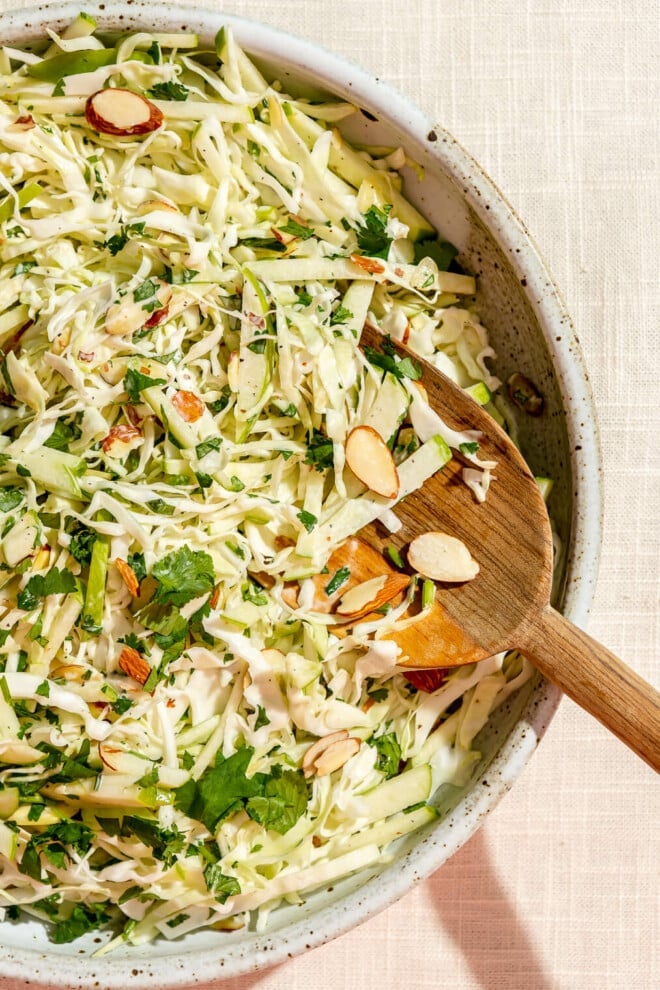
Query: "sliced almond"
345 425 399 498
118 646 151 685
350 252 386 275
313 737 361 777
8 114 35 132
115 558 140 597
85 88 163 136
302 729 349 777
137 198 179 216
336 571 410 620
172 389 204 423
101 423 143 458
106 283 171 337
407 532 479 583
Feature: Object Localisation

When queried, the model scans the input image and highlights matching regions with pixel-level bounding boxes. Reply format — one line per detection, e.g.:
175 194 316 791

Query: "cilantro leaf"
325 566 351 595
195 436 222 459
68 525 96 566
174 747 264 832
123 816 186 867
330 304 353 326
203 863 241 903
104 229 128 256
304 428 334 472
133 279 158 303
152 547 215 607
44 418 82 452
413 238 458 272
123 368 166 403
296 509 317 533
147 81 189 101
278 219 314 240
127 551 147 583
17 568 76 610
363 337 422 382
0 488 23 513
355 204 393 260
13 260 37 276
254 705 270 729
245 769 308 835
371 732 401 778
51 903 110 944
162 265 199 285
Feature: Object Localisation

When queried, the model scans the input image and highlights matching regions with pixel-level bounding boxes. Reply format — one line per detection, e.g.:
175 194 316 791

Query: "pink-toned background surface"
2 1 657 987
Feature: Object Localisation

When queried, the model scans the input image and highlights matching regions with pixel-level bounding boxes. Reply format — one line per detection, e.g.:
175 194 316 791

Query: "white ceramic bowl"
0 4 602 987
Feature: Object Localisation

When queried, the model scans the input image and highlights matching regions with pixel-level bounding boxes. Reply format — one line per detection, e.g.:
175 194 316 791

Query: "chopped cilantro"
413 237 458 272
127 551 147 583
304 428 334 472
330 304 353 326
207 385 231 414
254 705 270 729
371 732 401 778
152 547 215 607
123 368 166 403
278 219 314 239
147 81 189 101
355 204 393 259
111 695 133 715
363 335 422 382
17 568 76 610
123 816 186 867
44 418 82 452
12 260 36 276
324 566 351 596
245 768 308 835
296 509 317 532
204 863 241 903
51 903 110 944
0 488 23 513
162 265 199 285
195 436 222 459
295 288 313 306
67 525 96 566
174 747 264 832
133 279 158 303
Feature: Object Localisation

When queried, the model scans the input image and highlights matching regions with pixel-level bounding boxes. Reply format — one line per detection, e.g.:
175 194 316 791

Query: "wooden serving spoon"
341 323 660 771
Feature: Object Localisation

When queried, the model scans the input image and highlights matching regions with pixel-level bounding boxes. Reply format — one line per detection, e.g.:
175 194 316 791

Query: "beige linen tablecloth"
1 1 657 988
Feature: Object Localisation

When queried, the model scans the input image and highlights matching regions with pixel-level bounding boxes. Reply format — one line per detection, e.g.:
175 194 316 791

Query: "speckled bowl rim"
0 4 603 987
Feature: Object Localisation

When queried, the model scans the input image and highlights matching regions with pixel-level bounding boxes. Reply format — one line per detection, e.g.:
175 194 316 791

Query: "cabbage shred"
0 20 532 949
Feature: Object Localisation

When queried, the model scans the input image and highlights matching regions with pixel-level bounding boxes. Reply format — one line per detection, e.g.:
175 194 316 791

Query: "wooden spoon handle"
520 606 660 771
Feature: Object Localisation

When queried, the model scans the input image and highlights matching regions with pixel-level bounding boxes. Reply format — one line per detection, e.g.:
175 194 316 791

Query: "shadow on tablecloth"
427 827 558 989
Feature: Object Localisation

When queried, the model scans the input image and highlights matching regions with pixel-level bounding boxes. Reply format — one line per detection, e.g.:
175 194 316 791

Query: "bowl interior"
0 4 601 987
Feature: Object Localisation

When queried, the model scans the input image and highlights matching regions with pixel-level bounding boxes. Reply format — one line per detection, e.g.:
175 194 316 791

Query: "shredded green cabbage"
0 19 537 950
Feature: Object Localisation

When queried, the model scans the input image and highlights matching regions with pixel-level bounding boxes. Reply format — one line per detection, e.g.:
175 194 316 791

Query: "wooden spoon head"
359 324 554 668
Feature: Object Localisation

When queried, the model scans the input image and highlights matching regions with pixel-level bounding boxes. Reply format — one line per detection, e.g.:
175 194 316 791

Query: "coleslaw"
0 17 538 950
